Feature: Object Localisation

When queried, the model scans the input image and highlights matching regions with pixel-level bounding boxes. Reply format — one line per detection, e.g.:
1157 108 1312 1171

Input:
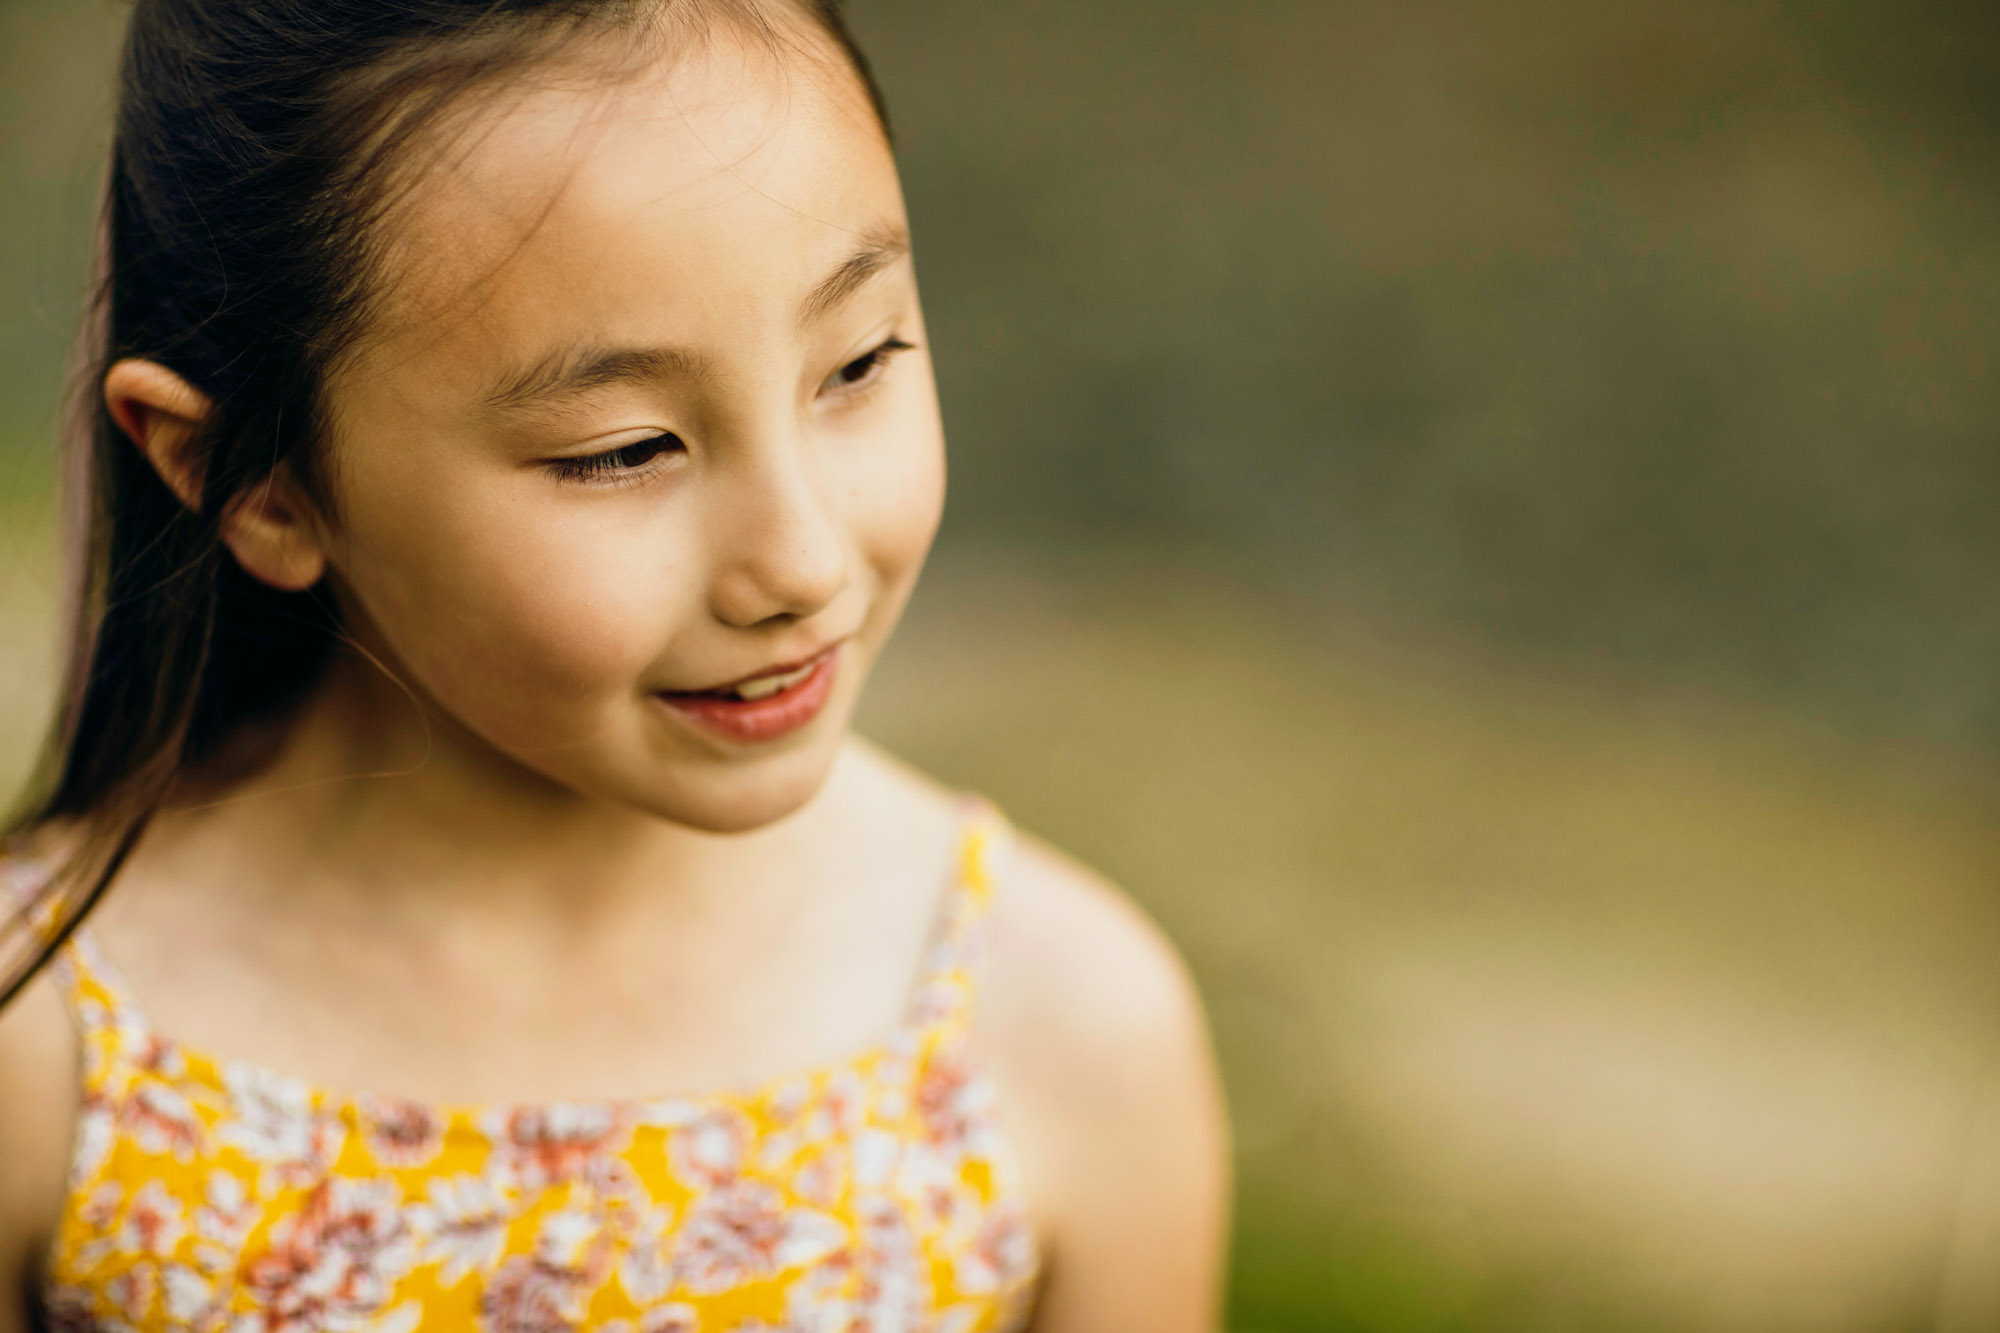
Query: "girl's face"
313 24 942 833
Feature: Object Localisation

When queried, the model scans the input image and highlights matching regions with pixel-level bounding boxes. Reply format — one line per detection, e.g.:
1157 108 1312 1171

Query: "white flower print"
598 1304 698 1333
614 1206 679 1306
163 1261 225 1328
667 1106 752 1190
69 1094 118 1186
848 1196 929 1333
219 1062 346 1187
409 1175 510 1287
792 1150 844 1211
360 1303 423 1333
237 1177 414 1332
533 1208 607 1277
851 1129 900 1190
195 1170 257 1270
780 1257 859 1333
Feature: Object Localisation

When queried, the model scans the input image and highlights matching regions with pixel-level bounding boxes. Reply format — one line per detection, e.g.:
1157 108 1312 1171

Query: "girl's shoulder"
978 830 1214 1106
963 816 1231 1328
849 738 1209 1076
0 853 83 1331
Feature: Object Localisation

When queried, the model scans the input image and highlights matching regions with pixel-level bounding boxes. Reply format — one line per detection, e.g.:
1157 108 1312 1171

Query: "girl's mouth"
653 648 840 743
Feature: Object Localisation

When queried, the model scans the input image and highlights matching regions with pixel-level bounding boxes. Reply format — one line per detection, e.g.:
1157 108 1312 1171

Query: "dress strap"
1 852 145 1065
902 800 1014 1033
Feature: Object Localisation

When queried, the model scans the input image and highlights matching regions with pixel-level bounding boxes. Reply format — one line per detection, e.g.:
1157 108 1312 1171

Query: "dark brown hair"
0 0 888 1008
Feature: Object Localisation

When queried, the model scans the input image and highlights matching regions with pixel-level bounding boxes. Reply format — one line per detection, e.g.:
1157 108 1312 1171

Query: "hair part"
0 0 889 1009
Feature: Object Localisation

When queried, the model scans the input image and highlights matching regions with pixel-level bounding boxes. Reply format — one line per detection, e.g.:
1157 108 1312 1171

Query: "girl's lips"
654 649 840 743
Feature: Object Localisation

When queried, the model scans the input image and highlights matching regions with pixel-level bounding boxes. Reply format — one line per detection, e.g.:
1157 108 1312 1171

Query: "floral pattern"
23 812 1040 1332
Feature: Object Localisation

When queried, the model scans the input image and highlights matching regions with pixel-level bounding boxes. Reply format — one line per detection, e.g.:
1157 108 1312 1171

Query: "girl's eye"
549 433 684 484
822 337 916 397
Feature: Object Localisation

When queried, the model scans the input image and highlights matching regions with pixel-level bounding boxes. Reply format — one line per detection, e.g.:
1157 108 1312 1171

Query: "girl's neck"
155 652 862 937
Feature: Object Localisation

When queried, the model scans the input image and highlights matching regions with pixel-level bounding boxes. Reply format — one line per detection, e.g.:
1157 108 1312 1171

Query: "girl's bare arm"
984 841 1232 1333
0 971 77 1333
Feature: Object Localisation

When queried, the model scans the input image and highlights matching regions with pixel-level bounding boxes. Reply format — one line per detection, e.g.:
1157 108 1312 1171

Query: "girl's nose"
706 440 854 629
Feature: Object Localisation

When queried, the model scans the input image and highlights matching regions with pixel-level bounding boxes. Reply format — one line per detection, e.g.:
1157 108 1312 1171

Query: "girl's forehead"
353 22 901 385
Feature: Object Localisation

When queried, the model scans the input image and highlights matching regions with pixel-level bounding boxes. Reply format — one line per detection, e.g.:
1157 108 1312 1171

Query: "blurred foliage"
847 0 2000 752
3 0 1997 748
4 1 2000 1330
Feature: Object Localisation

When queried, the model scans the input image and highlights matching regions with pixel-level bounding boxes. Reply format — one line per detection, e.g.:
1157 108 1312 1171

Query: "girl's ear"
104 357 212 509
104 357 329 592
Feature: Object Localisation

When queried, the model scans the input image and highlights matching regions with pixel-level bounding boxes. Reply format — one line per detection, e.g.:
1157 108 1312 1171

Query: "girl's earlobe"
218 471 329 592
103 356 329 592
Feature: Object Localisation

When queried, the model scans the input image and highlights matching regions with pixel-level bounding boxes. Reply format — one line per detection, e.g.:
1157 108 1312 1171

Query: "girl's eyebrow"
481 223 911 414
483 345 712 413
798 224 910 330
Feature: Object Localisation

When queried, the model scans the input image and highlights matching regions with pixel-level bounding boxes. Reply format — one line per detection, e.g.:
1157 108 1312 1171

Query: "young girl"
0 2 1228 1329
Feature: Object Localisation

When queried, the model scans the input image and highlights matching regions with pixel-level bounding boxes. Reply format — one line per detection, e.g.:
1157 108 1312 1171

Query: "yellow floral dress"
10 809 1040 1333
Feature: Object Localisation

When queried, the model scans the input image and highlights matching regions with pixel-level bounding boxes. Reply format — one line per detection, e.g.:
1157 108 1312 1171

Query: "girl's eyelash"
825 336 917 395
548 337 913 485
549 433 684 485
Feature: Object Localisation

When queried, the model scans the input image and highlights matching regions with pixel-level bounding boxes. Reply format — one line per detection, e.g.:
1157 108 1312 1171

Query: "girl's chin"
622 734 850 835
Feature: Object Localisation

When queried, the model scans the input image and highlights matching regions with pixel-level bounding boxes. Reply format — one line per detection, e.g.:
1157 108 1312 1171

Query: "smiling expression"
309 17 944 832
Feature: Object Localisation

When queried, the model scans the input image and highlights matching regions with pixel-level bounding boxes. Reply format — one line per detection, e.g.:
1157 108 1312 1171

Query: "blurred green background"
5 0 2000 1328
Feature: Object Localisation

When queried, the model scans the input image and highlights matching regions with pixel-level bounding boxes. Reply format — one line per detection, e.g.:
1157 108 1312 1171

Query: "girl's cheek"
346 483 690 715
852 410 946 581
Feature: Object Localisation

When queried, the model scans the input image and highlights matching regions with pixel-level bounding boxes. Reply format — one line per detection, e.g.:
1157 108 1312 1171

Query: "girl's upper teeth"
732 662 816 701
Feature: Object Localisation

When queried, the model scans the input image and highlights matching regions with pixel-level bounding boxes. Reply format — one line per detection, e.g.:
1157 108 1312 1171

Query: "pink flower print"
670 1182 846 1296
133 1032 186 1078
483 1103 629 1190
37 1284 99 1333
906 975 960 1030
667 1106 752 1190
952 1206 1036 1296
120 1179 188 1258
410 1175 510 1287
238 1177 414 1332
358 1095 444 1169
220 1062 346 1188
79 1180 124 1230
479 1255 588 1333
814 1070 867 1139
124 1080 204 1159
912 1049 992 1157
105 1264 157 1324
72 1181 127 1271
